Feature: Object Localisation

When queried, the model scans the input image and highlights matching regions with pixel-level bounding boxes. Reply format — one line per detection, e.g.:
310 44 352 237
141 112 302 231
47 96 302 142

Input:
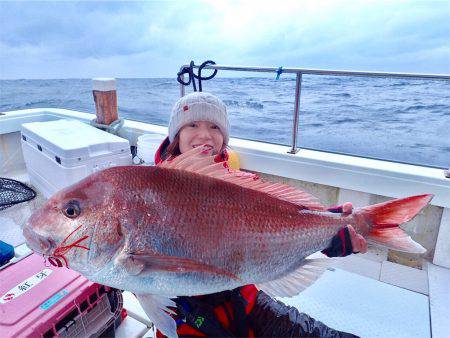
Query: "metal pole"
289 73 302 154
180 74 185 97
188 64 450 80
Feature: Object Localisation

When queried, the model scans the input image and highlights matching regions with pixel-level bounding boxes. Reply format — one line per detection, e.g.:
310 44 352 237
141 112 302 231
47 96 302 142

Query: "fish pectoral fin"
114 252 145 275
136 294 178 338
256 258 332 298
125 252 241 281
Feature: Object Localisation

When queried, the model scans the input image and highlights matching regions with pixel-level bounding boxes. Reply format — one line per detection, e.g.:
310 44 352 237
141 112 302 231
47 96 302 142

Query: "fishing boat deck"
1 109 450 337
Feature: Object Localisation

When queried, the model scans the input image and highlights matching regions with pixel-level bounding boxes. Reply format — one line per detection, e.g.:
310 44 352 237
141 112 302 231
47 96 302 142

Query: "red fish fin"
358 194 432 254
367 228 426 253
158 145 325 211
128 252 242 281
256 258 331 297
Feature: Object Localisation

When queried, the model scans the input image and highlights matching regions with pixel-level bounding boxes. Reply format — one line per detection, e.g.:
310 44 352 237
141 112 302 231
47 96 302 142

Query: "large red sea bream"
23 146 432 337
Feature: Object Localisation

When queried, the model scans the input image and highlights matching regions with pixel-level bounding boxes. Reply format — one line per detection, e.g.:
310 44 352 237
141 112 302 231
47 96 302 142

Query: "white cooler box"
21 119 132 198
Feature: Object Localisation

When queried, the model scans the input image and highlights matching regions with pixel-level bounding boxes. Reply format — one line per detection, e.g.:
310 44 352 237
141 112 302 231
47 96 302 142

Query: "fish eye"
62 200 81 219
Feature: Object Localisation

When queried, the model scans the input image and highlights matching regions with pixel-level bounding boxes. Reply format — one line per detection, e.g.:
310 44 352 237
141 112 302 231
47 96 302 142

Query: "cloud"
0 0 449 79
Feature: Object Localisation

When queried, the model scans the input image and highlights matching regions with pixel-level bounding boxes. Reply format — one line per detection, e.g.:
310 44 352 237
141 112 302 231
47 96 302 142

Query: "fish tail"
356 194 433 254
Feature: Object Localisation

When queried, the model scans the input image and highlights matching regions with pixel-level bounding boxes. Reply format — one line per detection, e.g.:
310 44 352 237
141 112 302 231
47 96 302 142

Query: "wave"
404 104 448 112
152 82 174 88
223 99 264 110
413 143 432 149
332 118 361 124
118 107 139 114
329 93 351 98
24 98 84 107
389 81 409 87
245 101 264 109
341 104 362 109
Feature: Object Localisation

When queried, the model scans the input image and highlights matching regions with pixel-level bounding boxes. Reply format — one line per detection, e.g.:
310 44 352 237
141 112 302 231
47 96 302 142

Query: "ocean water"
1 76 449 169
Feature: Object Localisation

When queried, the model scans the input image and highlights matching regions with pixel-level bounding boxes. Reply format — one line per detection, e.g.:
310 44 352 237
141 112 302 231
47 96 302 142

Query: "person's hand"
346 224 367 254
341 203 367 253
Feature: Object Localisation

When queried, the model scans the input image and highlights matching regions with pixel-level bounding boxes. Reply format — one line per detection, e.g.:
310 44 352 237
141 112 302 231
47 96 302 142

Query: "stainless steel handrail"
291 73 302 154
179 64 450 154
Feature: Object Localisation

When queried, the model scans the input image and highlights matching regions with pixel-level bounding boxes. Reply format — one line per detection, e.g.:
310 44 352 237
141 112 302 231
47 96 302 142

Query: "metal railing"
179 64 450 154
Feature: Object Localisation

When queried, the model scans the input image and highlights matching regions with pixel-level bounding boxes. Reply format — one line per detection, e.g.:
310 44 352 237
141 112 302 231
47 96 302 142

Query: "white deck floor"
281 268 430 338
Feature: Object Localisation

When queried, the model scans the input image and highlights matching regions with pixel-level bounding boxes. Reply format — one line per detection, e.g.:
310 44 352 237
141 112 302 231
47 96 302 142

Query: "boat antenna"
177 60 218 92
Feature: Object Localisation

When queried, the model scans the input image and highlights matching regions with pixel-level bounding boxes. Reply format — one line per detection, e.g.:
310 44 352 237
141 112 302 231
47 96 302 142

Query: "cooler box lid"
21 119 130 160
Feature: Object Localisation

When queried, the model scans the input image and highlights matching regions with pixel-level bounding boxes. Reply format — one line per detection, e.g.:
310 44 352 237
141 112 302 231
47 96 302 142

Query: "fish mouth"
49 224 91 268
23 223 92 269
23 226 55 255
45 235 91 269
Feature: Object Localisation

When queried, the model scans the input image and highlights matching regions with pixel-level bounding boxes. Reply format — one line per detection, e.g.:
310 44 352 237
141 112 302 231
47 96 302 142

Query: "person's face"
179 121 224 155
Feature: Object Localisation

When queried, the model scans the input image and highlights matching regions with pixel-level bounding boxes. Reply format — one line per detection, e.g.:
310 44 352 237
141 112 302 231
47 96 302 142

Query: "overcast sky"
0 0 449 79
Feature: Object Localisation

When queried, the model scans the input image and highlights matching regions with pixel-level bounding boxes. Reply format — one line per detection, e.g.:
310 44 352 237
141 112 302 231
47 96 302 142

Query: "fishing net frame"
0 177 36 211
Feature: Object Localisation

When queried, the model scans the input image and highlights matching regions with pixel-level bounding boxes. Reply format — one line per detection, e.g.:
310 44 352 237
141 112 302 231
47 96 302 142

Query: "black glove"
321 227 354 257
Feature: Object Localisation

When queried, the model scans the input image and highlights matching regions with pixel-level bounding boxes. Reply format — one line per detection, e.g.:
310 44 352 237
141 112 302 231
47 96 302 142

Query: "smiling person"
155 91 230 164
154 91 366 338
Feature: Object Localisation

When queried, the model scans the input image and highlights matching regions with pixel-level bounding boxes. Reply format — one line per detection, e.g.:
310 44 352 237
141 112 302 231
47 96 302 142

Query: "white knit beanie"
168 92 229 144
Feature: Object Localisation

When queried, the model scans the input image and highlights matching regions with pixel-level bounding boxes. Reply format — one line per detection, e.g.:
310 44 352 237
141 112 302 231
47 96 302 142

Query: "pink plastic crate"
0 253 122 337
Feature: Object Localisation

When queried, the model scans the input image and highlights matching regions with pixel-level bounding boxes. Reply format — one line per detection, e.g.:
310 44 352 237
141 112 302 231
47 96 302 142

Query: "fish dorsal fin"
256 258 331 298
158 146 325 211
